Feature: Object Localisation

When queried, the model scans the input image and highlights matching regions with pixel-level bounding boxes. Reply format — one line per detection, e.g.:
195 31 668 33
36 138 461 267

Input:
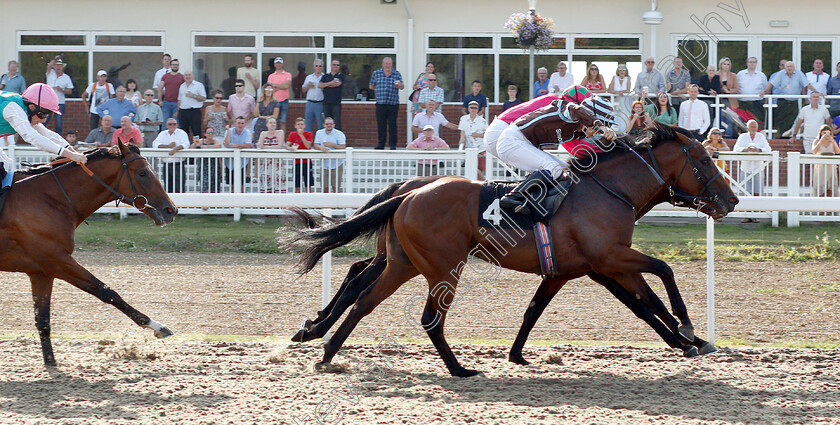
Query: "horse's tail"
289 194 408 274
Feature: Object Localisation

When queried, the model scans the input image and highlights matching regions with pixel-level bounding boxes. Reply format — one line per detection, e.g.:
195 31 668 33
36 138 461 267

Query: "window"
678 39 709 81
17 31 165 97
427 54 494 102
800 41 832 73
192 32 397 102
761 40 792 77
429 37 492 49
717 40 748 71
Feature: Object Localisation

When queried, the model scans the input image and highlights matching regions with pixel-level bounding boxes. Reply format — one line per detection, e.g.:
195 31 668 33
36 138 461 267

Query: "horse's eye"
138 169 148 177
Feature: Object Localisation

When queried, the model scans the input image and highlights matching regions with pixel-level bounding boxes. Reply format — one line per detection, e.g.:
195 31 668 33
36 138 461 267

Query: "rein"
47 154 156 221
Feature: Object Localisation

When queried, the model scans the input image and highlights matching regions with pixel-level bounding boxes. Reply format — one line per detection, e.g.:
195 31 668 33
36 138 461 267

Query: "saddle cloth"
0 169 14 216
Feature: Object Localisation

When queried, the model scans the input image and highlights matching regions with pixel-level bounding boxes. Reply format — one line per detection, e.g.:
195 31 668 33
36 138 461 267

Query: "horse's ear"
116 139 130 156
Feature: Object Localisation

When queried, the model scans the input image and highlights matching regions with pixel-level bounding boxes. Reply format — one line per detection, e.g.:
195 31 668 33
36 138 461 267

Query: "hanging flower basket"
504 12 555 51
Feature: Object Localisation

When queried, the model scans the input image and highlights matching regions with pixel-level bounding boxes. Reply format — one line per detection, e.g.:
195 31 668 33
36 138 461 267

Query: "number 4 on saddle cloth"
0 167 13 214
477 175 572 277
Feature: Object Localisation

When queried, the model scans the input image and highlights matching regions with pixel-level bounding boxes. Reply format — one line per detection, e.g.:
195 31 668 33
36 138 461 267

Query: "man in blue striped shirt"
370 57 404 149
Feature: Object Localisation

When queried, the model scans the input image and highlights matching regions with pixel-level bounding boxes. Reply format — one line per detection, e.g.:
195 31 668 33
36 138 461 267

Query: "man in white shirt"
736 57 768 124
302 59 325 132
805 59 829 94
45 56 73 135
792 92 832 153
237 54 260 97
152 54 171 90
177 71 207 139
678 85 710 141
548 62 575 95
82 70 115 130
411 100 459 138
458 100 488 180
153 118 190 193
313 117 346 192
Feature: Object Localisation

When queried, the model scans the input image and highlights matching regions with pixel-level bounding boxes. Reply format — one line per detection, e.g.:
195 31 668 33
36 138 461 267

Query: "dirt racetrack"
0 251 837 424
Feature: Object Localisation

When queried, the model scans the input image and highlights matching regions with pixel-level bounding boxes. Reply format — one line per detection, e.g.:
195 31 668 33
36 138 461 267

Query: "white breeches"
496 123 567 179
483 118 509 159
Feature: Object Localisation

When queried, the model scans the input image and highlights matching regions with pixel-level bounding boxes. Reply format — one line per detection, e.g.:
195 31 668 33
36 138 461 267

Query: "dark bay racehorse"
1 141 177 365
290 125 738 376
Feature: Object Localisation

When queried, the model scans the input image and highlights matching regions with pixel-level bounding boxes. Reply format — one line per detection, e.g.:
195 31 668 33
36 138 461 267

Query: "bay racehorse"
289 125 738 376
1 141 177 365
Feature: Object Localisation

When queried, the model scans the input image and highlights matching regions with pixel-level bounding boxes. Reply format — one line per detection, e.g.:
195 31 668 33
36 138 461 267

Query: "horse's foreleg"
29 273 56 366
601 248 694 341
592 271 696 356
49 258 173 339
317 261 418 370
509 277 568 365
294 257 386 342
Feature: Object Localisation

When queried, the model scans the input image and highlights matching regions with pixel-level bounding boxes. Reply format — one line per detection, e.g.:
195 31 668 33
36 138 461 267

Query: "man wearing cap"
459 100 488 180
408 124 449 176
268 57 292 133
411 99 458 138
370 57 404 149
83 70 115 129
302 59 325 132
158 59 184 123
45 56 73 135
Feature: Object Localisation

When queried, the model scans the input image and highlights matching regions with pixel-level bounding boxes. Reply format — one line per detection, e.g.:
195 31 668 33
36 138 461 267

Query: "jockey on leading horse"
0 83 87 185
489 85 618 215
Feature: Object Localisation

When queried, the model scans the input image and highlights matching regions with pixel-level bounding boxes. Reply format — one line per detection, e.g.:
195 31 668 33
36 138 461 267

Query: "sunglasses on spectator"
167 123 177 126
645 61 655 64
428 79 437 81
468 106 478 109
325 122 335 125
214 96 223 99
711 132 721 135
144 93 154 96
235 84 244 87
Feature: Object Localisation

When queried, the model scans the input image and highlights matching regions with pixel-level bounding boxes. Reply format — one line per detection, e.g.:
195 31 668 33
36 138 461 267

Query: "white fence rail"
10 145 840 226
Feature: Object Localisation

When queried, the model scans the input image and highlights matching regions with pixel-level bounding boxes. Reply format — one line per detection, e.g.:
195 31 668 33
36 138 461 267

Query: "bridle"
586 135 725 213
635 137 725 211
49 152 157 221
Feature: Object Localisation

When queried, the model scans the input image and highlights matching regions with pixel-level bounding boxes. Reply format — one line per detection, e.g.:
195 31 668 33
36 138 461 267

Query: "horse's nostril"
728 196 739 206
165 207 177 215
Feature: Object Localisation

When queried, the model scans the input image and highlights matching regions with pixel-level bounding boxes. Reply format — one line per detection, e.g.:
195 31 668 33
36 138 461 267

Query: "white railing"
14 145 840 227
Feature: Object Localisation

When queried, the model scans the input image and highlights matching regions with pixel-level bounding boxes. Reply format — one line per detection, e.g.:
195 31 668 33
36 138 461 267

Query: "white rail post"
706 215 715 344
787 152 800 227
771 151 780 227
464 148 478 180
321 208 332 339
233 149 242 222
344 147 354 217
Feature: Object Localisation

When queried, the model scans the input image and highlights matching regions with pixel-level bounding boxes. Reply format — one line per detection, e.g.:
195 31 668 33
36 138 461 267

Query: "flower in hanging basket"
504 12 555 50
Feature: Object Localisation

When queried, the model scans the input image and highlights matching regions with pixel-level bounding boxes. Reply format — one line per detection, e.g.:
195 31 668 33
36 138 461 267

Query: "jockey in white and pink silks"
483 85 618 214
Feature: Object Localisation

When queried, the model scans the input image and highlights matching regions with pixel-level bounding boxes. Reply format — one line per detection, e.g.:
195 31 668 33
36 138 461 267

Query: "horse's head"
650 125 738 220
107 141 178 225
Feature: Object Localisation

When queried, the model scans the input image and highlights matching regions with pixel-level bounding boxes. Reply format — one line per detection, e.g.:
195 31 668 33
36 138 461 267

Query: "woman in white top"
810 124 840 197
608 64 632 131
733 119 771 220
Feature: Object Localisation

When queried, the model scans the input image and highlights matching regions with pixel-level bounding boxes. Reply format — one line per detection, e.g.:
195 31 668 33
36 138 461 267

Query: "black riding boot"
500 169 565 216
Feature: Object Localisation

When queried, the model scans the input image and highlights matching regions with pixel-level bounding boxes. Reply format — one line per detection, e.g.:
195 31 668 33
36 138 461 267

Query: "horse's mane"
568 123 694 170
17 145 141 176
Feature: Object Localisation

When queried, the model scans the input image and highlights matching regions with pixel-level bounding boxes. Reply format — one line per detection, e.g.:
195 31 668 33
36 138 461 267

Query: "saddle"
477 180 567 276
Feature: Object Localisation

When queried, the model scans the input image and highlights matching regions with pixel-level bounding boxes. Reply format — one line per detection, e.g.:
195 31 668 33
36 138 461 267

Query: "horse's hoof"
452 368 482 377
508 354 530 366
698 342 718 356
683 346 699 358
678 324 695 342
154 326 174 339
291 329 306 342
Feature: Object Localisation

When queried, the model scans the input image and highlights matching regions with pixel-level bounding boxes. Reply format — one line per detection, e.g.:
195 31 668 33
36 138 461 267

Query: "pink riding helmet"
22 83 62 115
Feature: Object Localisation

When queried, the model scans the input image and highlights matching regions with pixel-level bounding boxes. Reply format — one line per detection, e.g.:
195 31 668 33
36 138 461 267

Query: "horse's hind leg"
509 277 569 365
294 256 386 342
49 257 173 339
29 273 56 366
318 261 418 369
311 257 374 325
